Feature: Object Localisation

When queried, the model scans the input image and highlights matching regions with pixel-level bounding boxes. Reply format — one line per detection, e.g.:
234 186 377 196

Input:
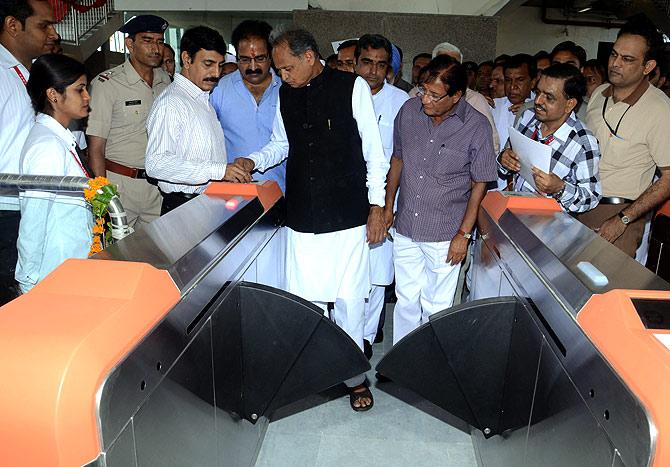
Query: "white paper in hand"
508 127 552 191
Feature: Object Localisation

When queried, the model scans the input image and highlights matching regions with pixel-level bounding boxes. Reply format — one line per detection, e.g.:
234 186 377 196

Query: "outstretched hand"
224 163 252 183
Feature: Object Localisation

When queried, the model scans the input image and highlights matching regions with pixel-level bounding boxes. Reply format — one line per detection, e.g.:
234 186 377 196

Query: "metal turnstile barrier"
0 181 370 467
377 191 670 467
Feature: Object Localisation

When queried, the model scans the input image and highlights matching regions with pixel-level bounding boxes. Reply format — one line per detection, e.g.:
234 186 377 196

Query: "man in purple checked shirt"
384 55 497 344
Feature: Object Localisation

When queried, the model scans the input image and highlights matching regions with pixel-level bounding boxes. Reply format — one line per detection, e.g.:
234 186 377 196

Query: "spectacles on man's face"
417 87 449 103
238 55 269 65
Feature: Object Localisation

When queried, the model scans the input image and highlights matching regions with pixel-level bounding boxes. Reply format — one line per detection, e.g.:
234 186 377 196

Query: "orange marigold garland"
84 176 119 256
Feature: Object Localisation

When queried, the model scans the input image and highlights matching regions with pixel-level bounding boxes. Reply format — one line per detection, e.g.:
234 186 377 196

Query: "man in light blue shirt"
210 20 285 191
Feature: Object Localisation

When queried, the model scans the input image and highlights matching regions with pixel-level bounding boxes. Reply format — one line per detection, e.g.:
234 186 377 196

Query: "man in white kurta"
354 34 409 354
235 29 388 410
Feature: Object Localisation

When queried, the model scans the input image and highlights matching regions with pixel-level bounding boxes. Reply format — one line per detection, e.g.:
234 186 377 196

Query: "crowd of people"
2 0 670 412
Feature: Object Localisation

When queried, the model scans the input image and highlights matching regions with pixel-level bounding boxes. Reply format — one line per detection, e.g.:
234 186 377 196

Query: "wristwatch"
458 229 473 239
552 183 565 200
618 211 631 225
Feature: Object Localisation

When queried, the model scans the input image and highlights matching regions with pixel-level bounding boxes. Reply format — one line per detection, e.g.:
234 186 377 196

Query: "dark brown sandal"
349 384 374 412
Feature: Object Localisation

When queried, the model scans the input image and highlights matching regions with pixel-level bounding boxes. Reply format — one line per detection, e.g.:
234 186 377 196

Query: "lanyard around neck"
69 149 89 177
602 96 632 138
12 65 27 86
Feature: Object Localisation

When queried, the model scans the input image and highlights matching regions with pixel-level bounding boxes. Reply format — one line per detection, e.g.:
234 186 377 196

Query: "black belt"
0 209 21 219
160 190 199 200
600 196 634 205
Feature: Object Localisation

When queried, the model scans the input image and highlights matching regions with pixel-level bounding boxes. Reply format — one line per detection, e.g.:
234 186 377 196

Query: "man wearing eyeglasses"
384 55 497 344
577 19 670 257
210 20 285 192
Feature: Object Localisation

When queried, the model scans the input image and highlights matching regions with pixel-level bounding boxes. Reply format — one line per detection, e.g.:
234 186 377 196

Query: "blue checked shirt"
500 109 601 213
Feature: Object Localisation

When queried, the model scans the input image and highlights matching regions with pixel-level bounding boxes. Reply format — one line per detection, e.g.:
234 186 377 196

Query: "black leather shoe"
373 329 384 344
375 371 391 383
363 339 373 360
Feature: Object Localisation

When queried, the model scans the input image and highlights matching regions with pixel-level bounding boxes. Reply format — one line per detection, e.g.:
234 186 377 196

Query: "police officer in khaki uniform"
87 15 170 228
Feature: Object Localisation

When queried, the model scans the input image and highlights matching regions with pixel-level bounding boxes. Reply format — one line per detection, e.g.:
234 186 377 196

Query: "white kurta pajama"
248 76 388 387
364 83 409 343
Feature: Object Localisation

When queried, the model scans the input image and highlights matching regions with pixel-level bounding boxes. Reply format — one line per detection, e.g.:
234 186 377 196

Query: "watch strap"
457 229 472 239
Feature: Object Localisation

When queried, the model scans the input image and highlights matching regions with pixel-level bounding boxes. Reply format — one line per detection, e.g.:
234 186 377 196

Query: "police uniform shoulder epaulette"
96 70 113 83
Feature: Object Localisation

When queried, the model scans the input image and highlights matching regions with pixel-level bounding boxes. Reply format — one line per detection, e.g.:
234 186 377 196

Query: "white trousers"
314 298 366 388
363 284 385 342
392 232 461 345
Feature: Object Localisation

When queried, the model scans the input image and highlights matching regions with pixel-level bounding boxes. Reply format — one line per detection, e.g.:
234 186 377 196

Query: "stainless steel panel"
525 339 615 467
96 196 281 291
471 239 504 300
502 211 669 300
133 320 217 467
476 205 654 467
105 422 137 467
217 411 267 467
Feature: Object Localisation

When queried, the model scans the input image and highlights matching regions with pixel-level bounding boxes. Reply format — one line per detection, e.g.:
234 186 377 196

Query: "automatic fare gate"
0 182 369 467
377 192 670 467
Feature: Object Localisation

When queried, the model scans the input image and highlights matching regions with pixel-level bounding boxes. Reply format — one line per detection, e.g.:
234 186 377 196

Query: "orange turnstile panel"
480 191 562 222
0 259 180 466
578 290 670 467
204 180 282 211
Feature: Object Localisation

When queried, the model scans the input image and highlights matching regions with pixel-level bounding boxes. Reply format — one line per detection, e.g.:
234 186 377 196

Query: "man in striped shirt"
499 63 601 213
145 26 250 214
384 55 497 344
0 0 58 303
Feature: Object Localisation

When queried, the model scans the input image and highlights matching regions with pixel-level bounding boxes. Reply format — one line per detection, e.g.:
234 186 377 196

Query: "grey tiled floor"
255 304 477 467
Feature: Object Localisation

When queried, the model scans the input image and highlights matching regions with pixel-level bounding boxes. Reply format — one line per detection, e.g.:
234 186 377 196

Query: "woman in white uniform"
15 54 93 293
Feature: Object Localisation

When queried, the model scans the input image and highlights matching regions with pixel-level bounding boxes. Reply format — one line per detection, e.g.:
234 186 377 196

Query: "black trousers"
160 190 199 215
0 210 21 304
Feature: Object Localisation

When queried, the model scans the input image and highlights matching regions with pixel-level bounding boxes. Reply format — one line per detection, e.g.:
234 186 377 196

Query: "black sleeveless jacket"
279 67 369 233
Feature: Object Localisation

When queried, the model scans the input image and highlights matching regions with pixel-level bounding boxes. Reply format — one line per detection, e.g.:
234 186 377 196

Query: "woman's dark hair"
26 53 86 115
180 26 227 66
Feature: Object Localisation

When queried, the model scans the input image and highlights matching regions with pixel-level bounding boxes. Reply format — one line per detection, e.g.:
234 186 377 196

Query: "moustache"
245 68 262 75
204 77 220 83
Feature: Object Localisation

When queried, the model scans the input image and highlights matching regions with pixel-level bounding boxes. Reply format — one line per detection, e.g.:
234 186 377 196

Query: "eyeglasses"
238 55 269 64
417 87 449 103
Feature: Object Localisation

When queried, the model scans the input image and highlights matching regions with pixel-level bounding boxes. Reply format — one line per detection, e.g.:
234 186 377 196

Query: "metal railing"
55 0 115 46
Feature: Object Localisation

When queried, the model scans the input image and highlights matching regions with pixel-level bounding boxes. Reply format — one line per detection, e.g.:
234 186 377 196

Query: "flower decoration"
84 176 118 256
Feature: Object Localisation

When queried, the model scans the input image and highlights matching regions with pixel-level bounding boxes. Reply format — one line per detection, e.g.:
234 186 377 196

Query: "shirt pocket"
435 147 469 178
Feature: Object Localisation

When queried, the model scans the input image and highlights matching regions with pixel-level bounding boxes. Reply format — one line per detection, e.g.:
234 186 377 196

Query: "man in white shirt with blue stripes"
146 26 250 214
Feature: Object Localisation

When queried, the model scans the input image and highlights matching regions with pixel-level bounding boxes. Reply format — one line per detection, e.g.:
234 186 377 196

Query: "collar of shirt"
231 68 281 99
174 73 211 102
123 59 167 87
35 113 77 149
0 42 28 77
531 111 576 144
497 94 535 114
0 42 19 68
600 79 649 106
307 64 331 87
